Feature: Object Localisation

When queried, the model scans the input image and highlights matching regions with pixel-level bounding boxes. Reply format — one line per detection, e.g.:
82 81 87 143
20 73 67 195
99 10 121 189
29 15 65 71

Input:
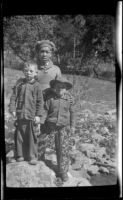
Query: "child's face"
38 46 52 64
59 88 67 96
23 65 37 81
53 84 67 96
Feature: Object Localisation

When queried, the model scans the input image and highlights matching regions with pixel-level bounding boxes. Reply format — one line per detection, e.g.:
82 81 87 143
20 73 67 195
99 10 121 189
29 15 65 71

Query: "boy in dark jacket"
9 61 45 165
39 76 75 182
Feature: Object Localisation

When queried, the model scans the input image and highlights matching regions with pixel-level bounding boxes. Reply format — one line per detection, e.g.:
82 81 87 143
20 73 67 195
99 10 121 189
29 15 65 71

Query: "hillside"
4 68 117 187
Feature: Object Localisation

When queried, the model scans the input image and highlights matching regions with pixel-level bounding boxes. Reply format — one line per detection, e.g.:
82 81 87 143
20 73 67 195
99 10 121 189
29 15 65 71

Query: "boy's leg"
14 120 24 160
55 126 70 181
38 124 48 161
27 121 38 162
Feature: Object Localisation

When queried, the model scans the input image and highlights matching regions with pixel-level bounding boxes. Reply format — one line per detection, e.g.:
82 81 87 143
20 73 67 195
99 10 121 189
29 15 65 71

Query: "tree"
81 15 115 64
3 15 57 62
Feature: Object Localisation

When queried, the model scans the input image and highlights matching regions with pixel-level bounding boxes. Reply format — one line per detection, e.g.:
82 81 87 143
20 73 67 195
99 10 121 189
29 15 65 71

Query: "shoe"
60 172 69 182
9 158 16 163
29 159 38 165
55 177 63 186
16 157 24 162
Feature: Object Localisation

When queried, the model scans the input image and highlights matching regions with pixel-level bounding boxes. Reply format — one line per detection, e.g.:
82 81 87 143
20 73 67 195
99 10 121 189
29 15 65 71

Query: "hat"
50 76 73 90
35 40 56 52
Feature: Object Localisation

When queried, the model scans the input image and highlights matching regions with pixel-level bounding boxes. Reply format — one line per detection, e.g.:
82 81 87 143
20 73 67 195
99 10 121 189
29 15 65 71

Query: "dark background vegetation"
3 15 115 81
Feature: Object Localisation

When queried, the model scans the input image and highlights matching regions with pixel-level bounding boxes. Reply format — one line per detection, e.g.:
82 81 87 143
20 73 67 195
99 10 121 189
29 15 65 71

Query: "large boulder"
6 160 91 187
63 173 91 187
6 161 56 187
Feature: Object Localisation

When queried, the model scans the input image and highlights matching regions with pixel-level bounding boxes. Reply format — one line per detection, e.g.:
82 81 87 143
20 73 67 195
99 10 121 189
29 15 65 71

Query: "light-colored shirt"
37 60 61 91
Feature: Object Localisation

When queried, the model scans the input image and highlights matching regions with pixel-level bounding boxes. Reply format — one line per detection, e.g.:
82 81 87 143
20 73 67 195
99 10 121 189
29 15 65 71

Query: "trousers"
38 122 70 174
14 119 38 160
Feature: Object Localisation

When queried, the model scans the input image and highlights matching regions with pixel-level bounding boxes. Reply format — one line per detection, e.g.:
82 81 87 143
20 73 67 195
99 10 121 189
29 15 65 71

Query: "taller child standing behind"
35 40 61 94
9 61 45 165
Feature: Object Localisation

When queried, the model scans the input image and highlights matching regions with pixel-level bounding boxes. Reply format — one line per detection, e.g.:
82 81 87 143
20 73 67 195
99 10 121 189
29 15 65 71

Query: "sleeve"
69 93 76 128
8 83 18 113
35 86 46 123
8 78 24 113
44 99 50 111
55 66 62 79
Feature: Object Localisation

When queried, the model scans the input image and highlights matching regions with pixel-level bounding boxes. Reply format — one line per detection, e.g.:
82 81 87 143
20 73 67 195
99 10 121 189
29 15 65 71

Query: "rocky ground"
5 108 117 187
4 69 118 187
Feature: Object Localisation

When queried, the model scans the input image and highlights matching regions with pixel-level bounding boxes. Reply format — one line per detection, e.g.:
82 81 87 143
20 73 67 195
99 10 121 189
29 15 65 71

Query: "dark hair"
52 82 66 89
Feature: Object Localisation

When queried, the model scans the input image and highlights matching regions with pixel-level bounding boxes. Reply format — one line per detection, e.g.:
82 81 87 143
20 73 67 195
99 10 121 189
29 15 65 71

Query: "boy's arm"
55 66 62 79
8 78 24 114
8 85 17 114
35 86 47 124
69 94 76 131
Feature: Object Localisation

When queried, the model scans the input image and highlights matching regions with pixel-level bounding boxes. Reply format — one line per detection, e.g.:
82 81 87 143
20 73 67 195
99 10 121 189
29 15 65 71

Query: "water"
90 173 117 186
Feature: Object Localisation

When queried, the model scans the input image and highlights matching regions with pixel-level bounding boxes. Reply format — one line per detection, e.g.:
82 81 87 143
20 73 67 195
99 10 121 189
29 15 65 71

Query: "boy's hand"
11 111 16 118
34 116 41 124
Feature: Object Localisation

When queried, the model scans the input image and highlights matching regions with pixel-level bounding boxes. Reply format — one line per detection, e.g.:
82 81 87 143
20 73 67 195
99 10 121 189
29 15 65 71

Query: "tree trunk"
73 35 76 89
73 35 76 60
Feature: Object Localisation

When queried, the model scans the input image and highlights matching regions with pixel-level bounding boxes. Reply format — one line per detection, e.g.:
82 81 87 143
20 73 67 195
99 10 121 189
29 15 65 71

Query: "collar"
39 60 53 71
54 92 68 100
24 78 36 84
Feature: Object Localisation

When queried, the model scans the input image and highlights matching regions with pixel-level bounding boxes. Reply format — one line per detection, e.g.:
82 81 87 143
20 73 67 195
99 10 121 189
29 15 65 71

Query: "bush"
4 51 24 70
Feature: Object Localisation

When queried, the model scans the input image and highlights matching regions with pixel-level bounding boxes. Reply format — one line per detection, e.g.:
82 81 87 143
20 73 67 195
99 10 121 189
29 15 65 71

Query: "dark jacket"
9 78 46 122
44 89 75 128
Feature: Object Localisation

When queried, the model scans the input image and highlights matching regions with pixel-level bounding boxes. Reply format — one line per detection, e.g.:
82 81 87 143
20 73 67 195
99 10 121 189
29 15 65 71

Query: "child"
35 40 61 92
9 61 45 165
39 76 75 182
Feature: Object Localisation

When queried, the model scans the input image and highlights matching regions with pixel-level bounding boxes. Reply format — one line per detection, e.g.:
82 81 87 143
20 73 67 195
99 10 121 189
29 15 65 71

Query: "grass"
4 68 116 114
4 68 117 186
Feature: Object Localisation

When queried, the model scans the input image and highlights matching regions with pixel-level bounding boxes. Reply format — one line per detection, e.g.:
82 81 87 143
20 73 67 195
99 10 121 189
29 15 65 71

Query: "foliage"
4 69 117 179
3 15 57 61
3 15 115 78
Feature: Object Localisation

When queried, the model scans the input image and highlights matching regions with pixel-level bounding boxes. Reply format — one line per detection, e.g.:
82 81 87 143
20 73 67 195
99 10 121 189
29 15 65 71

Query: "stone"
99 167 109 174
63 172 91 187
6 160 92 187
105 109 116 116
71 160 82 170
6 161 56 187
91 132 105 142
6 150 14 158
45 152 57 165
78 143 96 153
84 165 99 175
96 147 106 159
69 165 90 180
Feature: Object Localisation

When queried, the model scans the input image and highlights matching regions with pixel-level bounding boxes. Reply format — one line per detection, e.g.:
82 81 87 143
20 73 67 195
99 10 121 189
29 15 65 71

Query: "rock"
77 178 91 186
78 143 96 153
91 132 105 142
84 165 99 175
6 150 14 158
100 127 109 135
69 165 90 180
105 109 116 116
96 147 106 159
71 160 82 170
6 161 56 187
86 151 97 158
6 160 92 187
77 143 97 158
63 172 91 187
70 150 85 169
45 151 57 165
99 167 109 174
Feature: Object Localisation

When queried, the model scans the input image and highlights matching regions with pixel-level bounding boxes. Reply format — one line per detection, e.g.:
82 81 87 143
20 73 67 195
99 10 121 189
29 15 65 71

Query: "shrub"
4 51 23 70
